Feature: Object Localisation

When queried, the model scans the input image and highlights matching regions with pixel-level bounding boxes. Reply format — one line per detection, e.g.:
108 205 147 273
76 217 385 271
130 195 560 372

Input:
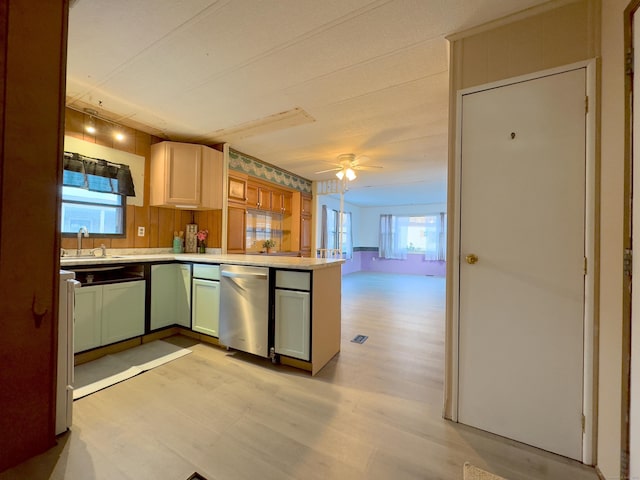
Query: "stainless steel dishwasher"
219 265 270 357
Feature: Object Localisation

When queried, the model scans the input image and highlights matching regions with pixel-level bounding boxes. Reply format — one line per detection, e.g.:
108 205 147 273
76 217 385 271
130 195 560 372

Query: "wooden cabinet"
259 187 272 210
227 173 304 254
300 215 312 255
192 264 221 338
301 193 312 217
101 281 146 345
228 174 247 203
282 191 292 215
74 281 145 353
246 182 259 207
150 141 223 209
192 279 220 337
227 204 246 253
275 289 311 360
272 190 283 213
300 193 313 257
246 181 272 210
151 264 192 330
274 271 311 361
74 285 103 353
272 190 292 214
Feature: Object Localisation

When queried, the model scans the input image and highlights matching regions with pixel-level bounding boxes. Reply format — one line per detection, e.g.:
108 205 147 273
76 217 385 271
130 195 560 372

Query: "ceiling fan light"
346 168 357 181
336 170 345 180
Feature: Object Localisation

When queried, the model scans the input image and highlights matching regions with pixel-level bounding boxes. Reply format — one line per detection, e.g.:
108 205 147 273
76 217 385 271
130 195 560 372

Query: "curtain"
342 211 353 259
437 212 446 261
424 212 447 261
63 151 136 196
320 205 328 250
326 209 337 250
379 214 407 259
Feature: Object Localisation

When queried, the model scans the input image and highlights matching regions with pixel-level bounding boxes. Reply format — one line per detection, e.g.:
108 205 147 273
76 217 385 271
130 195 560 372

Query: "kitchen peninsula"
61 253 344 376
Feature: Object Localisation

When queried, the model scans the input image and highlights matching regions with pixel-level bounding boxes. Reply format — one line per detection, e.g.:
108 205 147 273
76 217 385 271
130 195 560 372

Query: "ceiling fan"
315 153 383 181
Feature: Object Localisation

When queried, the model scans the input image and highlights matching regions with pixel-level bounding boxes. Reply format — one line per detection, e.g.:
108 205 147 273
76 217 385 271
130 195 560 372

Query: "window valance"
63 151 136 196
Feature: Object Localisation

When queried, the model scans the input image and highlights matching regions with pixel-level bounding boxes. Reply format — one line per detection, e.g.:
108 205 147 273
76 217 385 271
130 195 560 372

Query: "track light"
85 115 96 134
82 107 126 141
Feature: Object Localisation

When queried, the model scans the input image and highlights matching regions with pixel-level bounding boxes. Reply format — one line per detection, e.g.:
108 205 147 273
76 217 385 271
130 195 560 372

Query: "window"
379 213 446 260
245 210 283 252
61 187 125 235
320 206 353 259
61 151 135 235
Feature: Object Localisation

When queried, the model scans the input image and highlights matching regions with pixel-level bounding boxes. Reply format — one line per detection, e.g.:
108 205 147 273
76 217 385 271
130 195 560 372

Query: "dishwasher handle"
221 270 268 280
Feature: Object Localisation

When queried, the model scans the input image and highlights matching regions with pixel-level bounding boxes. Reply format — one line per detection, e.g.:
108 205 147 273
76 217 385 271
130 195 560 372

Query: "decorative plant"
197 229 208 253
196 229 208 243
262 239 276 249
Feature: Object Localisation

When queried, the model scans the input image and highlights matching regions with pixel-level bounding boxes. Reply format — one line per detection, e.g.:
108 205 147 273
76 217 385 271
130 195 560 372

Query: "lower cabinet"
275 289 310 361
192 264 220 337
74 285 103 353
74 280 145 353
101 281 146 345
192 279 220 337
150 263 191 329
274 270 311 361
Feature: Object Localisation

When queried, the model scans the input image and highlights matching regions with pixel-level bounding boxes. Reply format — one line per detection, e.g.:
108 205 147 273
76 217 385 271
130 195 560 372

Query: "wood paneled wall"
61 108 222 250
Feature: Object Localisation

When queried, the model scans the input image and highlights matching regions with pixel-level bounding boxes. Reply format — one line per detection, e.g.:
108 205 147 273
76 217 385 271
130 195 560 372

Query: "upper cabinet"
301 193 312 217
246 181 278 211
150 141 223 210
299 193 312 257
272 189 292 215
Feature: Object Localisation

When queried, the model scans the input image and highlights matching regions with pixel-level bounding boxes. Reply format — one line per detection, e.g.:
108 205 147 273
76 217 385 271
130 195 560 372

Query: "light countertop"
60 252 345 271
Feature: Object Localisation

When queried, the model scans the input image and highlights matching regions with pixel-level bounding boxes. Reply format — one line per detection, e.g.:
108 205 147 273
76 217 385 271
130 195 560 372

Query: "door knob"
465 254 479 264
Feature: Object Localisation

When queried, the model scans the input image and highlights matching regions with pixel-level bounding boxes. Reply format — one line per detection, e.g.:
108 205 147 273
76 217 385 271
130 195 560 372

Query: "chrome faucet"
77 227 89 255
90 243 107 257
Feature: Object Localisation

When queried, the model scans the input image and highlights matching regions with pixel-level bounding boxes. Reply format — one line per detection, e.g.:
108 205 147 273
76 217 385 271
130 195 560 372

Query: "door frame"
625 2 640 476
449 59 597 464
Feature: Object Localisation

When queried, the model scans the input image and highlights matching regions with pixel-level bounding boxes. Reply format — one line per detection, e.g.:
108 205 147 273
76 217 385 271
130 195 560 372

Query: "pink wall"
340 250 446 276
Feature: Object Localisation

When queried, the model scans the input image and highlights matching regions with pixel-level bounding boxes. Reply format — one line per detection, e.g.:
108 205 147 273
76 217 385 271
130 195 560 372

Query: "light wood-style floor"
1 272 598 480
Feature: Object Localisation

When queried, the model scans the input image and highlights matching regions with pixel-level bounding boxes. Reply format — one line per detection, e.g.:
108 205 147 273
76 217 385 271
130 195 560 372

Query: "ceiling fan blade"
355 165 383 170
314 167 342 174
353 155 370 166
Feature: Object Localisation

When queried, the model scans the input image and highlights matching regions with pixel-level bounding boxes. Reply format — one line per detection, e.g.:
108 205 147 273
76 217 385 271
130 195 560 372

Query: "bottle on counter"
173 231 183 253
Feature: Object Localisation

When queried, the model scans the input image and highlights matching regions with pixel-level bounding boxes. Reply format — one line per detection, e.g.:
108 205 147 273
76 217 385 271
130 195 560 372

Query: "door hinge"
583 257 587 275
624 249 633 276
626 48 634 75
585 96 589 114
581 414 586 433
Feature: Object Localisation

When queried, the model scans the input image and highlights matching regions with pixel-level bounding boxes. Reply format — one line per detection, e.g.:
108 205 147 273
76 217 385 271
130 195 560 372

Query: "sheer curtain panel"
379 214 407 259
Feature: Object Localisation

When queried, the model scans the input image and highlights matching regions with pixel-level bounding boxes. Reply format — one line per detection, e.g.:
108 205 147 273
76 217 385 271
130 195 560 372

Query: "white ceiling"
66 0 548 207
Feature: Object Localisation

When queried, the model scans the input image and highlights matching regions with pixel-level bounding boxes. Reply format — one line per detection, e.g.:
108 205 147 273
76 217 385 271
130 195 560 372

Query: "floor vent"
351 334 368 344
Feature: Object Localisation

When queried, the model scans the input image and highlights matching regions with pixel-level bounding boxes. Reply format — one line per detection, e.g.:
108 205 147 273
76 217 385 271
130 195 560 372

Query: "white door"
458 68 586 460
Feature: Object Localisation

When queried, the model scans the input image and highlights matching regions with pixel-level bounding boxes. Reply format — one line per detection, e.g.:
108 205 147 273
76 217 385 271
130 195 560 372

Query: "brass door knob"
465 254 479 264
